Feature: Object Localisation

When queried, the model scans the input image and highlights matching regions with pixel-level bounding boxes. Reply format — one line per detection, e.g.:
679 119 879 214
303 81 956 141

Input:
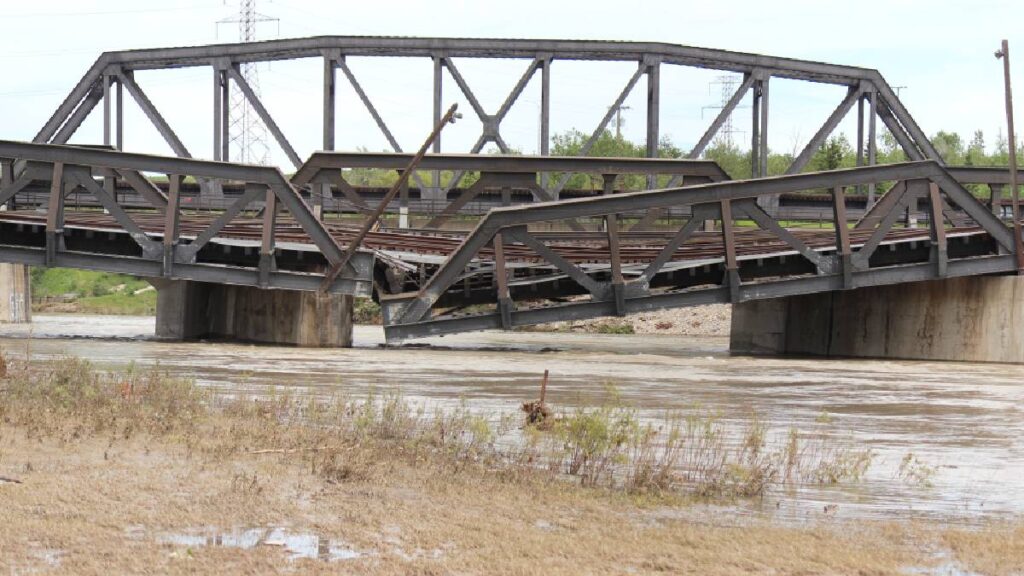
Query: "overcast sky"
1 0 1021 168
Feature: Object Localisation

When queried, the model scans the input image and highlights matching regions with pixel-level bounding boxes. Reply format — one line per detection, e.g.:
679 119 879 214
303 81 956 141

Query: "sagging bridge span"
1 35 1022 360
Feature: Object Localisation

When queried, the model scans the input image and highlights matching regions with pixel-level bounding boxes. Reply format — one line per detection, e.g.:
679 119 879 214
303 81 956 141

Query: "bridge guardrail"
0 141 373 296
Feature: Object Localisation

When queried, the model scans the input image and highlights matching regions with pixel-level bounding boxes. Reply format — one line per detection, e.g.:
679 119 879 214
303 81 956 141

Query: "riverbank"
2 356 1019 574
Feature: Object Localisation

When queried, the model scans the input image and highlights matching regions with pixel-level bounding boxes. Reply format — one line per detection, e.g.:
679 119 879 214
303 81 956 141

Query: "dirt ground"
3 427 1020 575
0 429 935 575
2 356 1021 575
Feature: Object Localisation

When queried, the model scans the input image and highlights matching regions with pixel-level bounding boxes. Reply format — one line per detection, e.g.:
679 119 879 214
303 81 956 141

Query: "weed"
896 452 937 487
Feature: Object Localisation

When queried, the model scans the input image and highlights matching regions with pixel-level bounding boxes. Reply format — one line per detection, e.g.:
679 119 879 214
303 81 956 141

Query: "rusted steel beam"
318 103 460 292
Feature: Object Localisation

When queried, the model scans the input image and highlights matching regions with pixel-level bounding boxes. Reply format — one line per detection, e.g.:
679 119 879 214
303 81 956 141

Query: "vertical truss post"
600 173 616 232
323 52 337 151
220 66 230 163
755 76 776 215
867 90 878 206
398 170 410 228
750 78 762 178
163 174 181 277
212 62 228 196
102 73 115 200
990 184 1004 216
856 96 865 167
856 95 865 198
759 77 770 178
102 73 113 148
259 186 277 288
0 159 10 211
432 55 444 195
213 66 223 161
493 230 513 329
45 163 65 267
115 77 123 150
319 51 339 220
832 185 853 288
540 55 551 190
927 182 948 277
606 211 625 316
645 58 661 189
720 199 740 303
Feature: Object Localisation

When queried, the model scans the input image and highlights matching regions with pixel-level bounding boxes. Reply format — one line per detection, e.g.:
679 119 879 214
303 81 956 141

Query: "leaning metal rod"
997 39 1024 272
318 103 461 292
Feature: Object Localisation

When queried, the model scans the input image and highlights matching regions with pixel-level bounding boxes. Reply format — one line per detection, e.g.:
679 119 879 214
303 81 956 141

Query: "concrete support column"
154 280 354 347
0 264 32 324
730 276 1024 363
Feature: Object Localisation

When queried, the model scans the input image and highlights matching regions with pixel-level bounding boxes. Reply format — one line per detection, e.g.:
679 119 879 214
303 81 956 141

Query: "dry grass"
943 523 1024 576
0 354 1017 574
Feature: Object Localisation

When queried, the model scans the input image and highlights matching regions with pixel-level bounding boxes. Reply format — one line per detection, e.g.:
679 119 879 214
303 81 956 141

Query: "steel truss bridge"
2 36 1022 343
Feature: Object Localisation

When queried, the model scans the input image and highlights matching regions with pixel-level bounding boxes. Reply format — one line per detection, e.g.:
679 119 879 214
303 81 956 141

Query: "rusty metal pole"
318 103 460 292
996 40 1024 273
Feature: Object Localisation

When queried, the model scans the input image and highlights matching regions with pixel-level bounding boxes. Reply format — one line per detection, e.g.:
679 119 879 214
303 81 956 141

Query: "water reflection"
157 527 362 561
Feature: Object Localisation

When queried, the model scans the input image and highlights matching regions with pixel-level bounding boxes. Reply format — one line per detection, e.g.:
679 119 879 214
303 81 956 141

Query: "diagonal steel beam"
442 57 489 122
785 86 863 175
737 200 823 268
335 58 427 191
548 63 647 197
495 59 543 122
337 58 403 152
52 83 104 145
116 70 192 158
177 186 263 260
226 65 301 169
688 74 755 159
73 172 159 254
638 216 703 283
507 227 605 297
875 100 924 161
0 174 33 207
116 169 168 212
34 59 105 144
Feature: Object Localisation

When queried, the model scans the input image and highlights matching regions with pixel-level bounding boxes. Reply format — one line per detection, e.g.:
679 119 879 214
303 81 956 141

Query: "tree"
811 135 854 171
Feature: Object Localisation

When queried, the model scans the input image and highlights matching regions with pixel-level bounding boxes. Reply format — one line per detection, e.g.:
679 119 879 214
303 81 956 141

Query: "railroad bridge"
2 36 1023 362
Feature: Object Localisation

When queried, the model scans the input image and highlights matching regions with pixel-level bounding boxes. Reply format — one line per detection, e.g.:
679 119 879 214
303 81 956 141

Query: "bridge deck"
0 209 990 266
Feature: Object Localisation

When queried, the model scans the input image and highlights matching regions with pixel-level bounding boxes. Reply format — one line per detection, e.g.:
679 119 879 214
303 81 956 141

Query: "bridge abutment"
0 264 31 324
154 280 353 347
730 276 1024 363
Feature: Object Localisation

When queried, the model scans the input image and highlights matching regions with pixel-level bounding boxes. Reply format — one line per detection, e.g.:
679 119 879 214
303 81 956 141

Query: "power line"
4 4 211 19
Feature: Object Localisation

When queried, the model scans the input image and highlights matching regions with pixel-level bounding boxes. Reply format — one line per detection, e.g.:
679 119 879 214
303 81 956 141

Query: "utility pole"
611 105 631 139
996 39 1024 272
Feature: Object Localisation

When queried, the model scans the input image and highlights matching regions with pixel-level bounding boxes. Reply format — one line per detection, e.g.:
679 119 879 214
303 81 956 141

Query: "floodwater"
2 314 1023 525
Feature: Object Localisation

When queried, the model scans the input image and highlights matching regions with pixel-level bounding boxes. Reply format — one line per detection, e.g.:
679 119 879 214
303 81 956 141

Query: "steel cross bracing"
0 141 373 295
34 36 940 206
379 161 1017 342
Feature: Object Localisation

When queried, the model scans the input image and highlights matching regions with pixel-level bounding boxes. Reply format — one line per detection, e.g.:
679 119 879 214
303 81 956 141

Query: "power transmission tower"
218 1 278 165
702 74 748 147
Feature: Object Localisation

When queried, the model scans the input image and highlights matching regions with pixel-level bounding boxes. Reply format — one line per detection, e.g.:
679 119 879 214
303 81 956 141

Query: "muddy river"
2 314 1022 525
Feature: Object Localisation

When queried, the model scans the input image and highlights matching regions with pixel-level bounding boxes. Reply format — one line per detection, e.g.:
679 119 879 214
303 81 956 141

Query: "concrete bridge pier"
154 280 354 347
0 264 31 324
730 276 1024 363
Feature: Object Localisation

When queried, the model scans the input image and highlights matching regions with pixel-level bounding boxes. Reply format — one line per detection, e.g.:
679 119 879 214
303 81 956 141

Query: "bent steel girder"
381 161 1015 341
33 36 937 185
0 140 373 295
291 151 729 229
